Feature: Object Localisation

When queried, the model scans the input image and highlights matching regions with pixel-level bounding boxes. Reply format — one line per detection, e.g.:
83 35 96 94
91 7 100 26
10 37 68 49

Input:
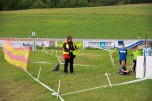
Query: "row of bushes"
0 0 152 10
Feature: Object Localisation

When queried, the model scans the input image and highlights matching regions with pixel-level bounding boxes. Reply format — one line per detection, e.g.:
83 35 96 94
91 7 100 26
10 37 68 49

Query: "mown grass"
0 48 152 101
0 4 152 39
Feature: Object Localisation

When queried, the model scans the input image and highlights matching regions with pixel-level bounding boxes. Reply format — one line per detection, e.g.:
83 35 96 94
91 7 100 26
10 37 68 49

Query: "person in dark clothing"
62 36 77 74
118 60 130 75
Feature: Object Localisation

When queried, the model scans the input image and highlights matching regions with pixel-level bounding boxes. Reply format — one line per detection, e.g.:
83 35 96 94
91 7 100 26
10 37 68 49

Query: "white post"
105 73 112 88
32 32 36 51
37 67 41 80
57 80 61 99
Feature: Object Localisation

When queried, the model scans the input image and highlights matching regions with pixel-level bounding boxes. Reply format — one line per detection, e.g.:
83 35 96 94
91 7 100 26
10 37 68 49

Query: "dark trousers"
64 58 74 73
132 59 137 73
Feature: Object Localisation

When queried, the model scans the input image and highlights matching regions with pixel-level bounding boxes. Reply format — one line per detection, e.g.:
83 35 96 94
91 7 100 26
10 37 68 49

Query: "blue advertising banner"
100 42 106 47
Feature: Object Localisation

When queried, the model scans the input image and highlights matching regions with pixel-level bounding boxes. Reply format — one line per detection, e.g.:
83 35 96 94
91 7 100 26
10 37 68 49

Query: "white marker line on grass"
42 49 99 67
61 85 108 96
56 56 99 67
33 61 51 64
88 43 116 67
73 64 98 67
44 49 52 55
25 70 65 101
59 62 98 67
61 78 151 96
57 56 63 64
112 78 150 86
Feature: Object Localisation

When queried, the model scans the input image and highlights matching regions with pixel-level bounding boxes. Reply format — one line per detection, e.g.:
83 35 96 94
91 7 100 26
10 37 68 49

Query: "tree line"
0 0 152 10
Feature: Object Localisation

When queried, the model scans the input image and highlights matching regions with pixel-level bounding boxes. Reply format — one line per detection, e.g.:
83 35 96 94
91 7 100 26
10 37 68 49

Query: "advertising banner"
100 42 106 47
57 41 83 48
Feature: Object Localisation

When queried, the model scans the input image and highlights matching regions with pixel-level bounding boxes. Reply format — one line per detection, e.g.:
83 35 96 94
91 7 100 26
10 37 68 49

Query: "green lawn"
0 4 152 39
0 48 152 101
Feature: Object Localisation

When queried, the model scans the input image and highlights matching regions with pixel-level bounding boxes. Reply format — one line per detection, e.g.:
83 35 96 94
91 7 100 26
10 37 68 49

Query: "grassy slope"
0 48 152 101
0 4 152 39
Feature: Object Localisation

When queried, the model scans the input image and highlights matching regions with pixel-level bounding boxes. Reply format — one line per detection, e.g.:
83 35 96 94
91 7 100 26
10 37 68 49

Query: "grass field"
0 3 152 101
0 4 152 39
0 48 152 101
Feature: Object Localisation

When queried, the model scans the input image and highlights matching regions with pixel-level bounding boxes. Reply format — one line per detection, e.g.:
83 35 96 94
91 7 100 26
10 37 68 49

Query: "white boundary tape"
56 54 98 67
61 78 151 96
88 43 115 67
61 85 108 96
40 48 99 67
112 78 151 86
33 61 51 64
57 56 63 64
73 64 98 67
42 47 99 67
25 70 65 101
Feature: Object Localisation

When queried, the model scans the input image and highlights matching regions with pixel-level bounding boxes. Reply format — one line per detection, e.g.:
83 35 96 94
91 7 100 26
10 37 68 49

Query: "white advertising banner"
0 40 50 48
136 56 152 79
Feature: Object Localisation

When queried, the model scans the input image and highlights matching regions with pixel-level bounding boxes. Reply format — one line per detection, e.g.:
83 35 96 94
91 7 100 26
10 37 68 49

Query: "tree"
17 0 33 9
1 0 19 10
70 0 79 7
0 0 4 10
32 0 47 8
1 0 152 10
59 0 70 8
46 0 53 8
78 0 89 7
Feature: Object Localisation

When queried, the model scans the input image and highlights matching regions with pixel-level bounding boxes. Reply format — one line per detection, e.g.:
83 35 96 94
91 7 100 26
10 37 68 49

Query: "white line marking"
25 70 65 101
61 78 151 96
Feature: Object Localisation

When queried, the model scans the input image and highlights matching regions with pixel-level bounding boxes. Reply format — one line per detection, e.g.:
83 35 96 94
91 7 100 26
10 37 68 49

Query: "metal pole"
32 32 36 51
143 34 147 78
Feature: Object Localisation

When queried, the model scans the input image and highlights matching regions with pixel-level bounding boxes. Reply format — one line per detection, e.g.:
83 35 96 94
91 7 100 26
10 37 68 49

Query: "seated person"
118 60 130 75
